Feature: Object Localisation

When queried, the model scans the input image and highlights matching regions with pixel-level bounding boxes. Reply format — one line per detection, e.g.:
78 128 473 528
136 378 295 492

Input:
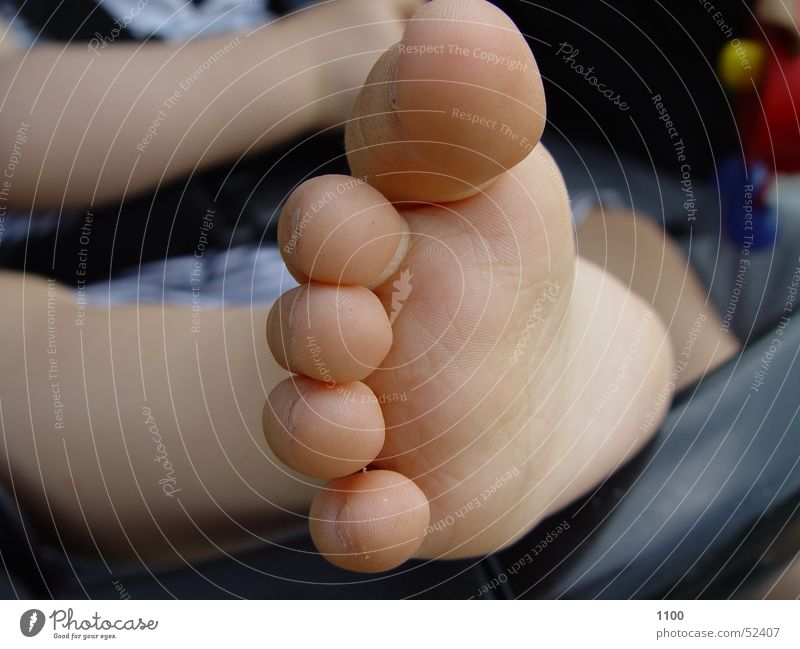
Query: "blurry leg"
0 271 316 563
578 208 740 390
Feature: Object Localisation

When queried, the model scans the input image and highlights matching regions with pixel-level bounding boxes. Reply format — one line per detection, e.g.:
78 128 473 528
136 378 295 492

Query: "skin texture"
263 378 385 479
309 470 430 572
267 283 393 384
346 0 545 203
278 175 410 287
265 0 675 572
0 2 736 570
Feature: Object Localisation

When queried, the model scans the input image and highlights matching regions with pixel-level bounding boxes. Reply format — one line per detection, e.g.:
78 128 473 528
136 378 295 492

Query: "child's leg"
578 208 740 389
0 271 316 562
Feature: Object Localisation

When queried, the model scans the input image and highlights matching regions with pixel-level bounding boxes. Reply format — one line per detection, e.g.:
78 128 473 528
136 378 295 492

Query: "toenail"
365 220 410 290
286 207 302 257
287 283 306 331
285 382 315 459
287 396 301 441
334 499 356 553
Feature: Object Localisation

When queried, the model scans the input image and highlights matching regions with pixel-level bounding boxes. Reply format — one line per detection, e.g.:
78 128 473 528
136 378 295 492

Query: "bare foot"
263 0 673 572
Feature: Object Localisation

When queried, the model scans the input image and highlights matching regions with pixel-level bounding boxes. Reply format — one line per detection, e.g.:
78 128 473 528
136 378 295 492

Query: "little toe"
309 469 430 573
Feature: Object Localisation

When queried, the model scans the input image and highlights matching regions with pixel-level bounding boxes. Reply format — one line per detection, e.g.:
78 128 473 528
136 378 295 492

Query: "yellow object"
718 39 767 90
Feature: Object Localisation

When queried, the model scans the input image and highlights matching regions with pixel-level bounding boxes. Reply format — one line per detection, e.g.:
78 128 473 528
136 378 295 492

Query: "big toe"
346 0 545 203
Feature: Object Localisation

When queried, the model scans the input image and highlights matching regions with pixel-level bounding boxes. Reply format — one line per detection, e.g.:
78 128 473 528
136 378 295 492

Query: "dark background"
497 0 753 176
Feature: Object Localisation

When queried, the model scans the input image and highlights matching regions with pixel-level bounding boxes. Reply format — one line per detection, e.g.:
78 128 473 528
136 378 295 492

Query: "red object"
739 26 800 173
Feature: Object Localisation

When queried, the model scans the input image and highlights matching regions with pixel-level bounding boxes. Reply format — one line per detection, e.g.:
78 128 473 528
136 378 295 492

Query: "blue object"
719 157 778 250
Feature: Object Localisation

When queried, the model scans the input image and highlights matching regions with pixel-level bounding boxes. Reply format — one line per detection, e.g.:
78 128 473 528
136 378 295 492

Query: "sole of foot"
263 0 674 573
